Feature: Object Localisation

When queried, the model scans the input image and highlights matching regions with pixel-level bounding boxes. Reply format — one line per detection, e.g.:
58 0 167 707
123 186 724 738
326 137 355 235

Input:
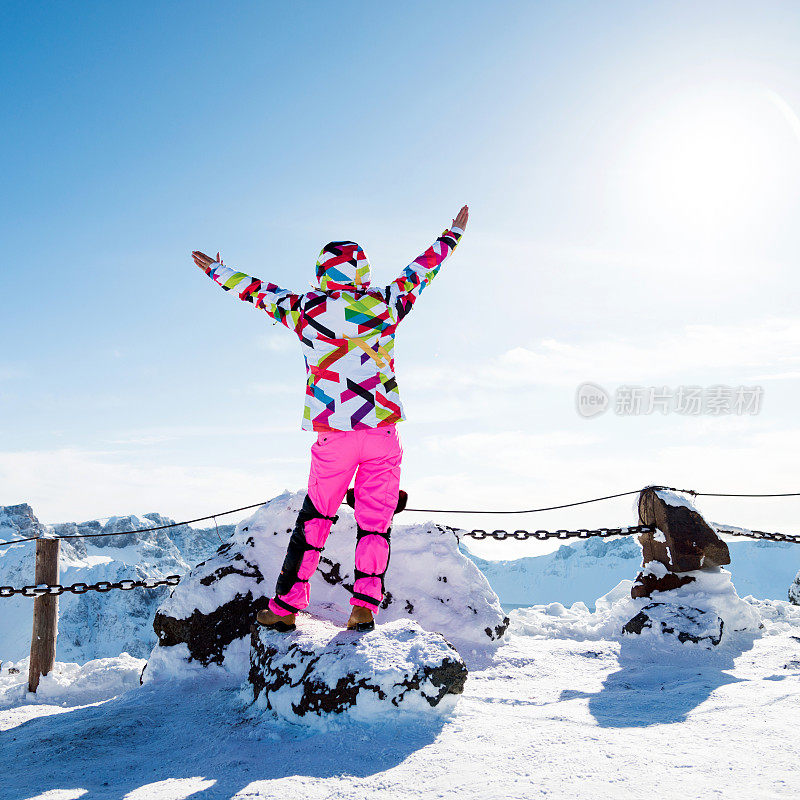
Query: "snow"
2 498 798 673
143 637 254 685
2 497 799 797
511 567 762 646
654 487 697 510
0 653 145 708
1 593 798 799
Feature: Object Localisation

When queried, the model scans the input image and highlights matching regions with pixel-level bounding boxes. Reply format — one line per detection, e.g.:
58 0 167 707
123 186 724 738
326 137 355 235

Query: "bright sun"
624 86 800 241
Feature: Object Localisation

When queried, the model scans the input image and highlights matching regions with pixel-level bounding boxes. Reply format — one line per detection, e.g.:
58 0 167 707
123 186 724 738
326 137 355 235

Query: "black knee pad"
351 526 392 608
346 488 408 514
275 494 339 597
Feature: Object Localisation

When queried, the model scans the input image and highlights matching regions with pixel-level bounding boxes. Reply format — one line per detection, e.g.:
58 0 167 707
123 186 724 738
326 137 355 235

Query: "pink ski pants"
269 424 403 617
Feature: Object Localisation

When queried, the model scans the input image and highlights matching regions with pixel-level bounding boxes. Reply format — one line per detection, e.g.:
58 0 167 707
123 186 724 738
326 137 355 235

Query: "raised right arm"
385 205 468 323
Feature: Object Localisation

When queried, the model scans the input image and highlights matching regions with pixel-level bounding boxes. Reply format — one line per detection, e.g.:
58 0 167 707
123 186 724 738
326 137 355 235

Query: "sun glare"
624 86 800 242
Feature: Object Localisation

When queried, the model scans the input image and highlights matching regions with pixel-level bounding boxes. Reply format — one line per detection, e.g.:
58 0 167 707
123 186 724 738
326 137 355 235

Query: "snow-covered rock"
512 566 761 651
622 603 724 648
0 504 228 662
790 569 800 605
145 491 508 681
633 488 730 600
248 617 467 722
634 566 762 636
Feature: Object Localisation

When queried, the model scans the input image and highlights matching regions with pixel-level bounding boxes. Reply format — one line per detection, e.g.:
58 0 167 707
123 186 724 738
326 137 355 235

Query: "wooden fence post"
28 538 60 693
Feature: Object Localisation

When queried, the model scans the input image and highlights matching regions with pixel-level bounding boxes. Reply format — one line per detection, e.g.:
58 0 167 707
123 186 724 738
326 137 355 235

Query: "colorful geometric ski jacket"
198 226 463 431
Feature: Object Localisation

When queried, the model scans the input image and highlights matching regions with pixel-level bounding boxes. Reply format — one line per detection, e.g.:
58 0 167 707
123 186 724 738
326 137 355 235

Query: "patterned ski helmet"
315 241 371 291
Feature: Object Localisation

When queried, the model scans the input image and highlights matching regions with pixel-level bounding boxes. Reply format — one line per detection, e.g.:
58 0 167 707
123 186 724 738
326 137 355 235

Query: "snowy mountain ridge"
0 503 232 662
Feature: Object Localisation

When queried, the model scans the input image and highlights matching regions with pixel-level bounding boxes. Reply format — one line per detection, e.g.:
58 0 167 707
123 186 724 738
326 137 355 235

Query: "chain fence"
457 524 654 541
0 575 181 599
2 484 800 598
713 527 800 545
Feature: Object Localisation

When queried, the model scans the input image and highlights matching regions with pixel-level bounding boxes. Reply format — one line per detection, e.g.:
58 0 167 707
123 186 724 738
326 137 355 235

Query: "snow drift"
0 653 145 708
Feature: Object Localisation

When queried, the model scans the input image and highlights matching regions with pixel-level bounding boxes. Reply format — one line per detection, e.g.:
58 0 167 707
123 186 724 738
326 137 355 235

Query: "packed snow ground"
1 590 798 800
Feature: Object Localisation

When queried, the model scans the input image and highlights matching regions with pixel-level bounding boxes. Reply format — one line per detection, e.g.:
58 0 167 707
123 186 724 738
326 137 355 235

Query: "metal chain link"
3 521 798 599
714 527 800 545
0 575 181 599
456 524 654 541
0 528 651 597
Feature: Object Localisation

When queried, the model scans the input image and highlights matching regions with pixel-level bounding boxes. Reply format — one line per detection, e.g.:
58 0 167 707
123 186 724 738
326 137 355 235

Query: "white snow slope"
1 586 798 800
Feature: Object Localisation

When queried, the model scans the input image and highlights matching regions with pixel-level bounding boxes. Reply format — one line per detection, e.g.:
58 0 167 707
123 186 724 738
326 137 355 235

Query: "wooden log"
632 487 730 600
28 538 60 693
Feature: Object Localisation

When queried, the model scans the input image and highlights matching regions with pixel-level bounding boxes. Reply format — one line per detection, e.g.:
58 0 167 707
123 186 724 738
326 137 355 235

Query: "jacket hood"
315 241 371 291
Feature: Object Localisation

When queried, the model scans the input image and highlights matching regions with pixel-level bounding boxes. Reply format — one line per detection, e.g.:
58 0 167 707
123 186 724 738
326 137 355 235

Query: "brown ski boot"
347 605 375 632
257 607 296 632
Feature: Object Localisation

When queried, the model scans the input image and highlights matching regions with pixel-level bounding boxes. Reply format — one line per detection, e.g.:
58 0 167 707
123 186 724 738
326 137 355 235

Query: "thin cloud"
106 422 295 445
0 448 305 525
256 335 296 353
404 318 800 391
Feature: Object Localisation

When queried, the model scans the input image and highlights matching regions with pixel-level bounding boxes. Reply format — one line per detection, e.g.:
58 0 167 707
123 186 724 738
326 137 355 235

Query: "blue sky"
2 1 800 556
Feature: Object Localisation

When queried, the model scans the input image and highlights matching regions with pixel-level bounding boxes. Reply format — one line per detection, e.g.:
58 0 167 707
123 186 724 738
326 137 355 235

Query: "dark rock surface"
637 488 730 573
623 602 725 648
153 538 269 666
631 569 697 599
249 617 468 720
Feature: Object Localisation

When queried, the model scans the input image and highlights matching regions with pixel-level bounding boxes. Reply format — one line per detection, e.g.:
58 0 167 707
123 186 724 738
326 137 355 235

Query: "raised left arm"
191 251 302 332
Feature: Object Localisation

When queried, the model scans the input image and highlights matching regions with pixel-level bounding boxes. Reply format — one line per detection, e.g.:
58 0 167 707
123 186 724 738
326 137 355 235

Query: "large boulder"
635 488 730 581
790 570 800 606
248 617 467 721
144 491 508 681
